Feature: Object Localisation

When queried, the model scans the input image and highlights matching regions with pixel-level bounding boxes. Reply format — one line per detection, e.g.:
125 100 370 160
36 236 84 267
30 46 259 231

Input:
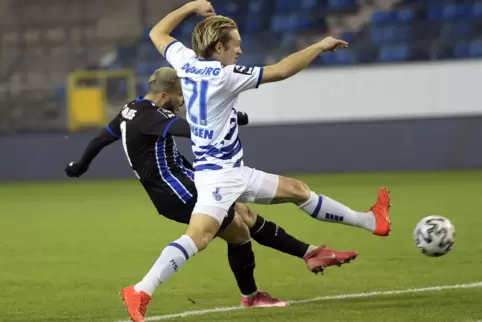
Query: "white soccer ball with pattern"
413 216 455 257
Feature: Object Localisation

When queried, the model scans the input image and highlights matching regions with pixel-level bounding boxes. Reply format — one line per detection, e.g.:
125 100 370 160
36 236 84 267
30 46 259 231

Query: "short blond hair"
192 15 238 58
148 67 180 94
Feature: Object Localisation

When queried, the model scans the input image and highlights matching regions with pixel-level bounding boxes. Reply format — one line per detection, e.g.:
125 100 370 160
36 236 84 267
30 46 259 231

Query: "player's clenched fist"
318 37 348 52
65 161 88 178
189 0 216 17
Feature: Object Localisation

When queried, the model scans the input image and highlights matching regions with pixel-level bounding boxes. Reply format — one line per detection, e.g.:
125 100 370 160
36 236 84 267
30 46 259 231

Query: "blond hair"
147 67 180 94
192 15 238 58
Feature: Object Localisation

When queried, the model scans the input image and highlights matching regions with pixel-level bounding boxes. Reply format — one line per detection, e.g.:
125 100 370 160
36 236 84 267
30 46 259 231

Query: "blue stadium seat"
136 61 168 77
301 0 318 10
445 3 472 20
339 31 357 43
469 39 482 57
279 32 296 51
54 86 66 102
320 50 353 65
213 0 243 17
224 1 241 15
396 8 415 22
275 0 299 13
245 17 263 33
440 23 472 39
116 45 137 66
328 0 357 11
472 2 482 17
180 20 198 38
271 14 314 32
271 14 289 32
454 42 470 58
137 43 159 62
427 6 444 20
293 14 315 30
429 4 472 21
379 44 409 62
355 46 377 64
248 0 266 14
370 25 411 44
370 10 396 24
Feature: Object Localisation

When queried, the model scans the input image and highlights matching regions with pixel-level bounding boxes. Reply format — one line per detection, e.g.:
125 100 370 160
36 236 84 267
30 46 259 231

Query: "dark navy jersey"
106 97 196 206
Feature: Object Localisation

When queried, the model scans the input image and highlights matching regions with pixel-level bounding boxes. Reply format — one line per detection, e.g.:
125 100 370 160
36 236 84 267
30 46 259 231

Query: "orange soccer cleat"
370 187 392 236
121 285 152 322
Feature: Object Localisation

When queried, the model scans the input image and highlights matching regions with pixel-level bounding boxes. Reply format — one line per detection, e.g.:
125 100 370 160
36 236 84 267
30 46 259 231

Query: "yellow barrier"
67 69 136 131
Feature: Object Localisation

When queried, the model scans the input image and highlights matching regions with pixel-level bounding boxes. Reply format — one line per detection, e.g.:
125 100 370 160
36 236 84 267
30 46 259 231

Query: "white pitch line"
116 281 482 322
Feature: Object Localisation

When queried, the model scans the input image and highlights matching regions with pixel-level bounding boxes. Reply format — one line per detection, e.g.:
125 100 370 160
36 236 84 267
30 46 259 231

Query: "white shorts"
193 166 279 224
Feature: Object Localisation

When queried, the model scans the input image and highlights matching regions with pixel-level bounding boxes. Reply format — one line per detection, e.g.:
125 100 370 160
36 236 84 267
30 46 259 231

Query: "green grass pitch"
1 171 482 322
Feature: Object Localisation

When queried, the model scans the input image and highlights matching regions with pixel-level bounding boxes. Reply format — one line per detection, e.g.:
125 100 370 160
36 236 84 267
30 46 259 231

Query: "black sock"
250 215 310 259
227 241 257 296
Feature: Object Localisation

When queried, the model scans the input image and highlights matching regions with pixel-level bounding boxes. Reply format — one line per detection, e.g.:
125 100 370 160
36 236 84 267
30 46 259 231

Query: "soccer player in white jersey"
121 1 391 320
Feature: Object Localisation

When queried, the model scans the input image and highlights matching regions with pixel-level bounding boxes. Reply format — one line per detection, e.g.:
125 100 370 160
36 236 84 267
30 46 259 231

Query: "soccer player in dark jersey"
65 67 357 321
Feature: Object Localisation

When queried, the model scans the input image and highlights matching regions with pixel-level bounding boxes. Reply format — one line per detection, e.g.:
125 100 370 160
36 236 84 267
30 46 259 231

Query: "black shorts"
148 192 235 232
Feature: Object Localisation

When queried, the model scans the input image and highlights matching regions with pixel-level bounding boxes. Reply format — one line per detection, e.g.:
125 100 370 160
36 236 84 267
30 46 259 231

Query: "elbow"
149 26 168 43
149 29 160 43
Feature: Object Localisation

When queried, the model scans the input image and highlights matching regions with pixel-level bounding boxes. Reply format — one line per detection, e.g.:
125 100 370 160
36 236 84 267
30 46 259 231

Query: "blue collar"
136 96 156 106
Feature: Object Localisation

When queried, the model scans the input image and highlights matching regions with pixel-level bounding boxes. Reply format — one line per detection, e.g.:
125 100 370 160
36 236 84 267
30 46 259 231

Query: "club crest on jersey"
233 65 254 75
212 187 222 201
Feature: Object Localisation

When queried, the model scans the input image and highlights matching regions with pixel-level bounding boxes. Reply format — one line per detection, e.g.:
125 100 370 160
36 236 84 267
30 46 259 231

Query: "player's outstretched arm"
261 37 348 84
65 125 120 178
150 0 215 56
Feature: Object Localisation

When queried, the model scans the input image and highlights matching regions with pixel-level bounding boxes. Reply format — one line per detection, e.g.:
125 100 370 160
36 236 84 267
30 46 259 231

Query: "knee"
185 215 220 251
234 203 257 229
186 231 213 251
285 178 311 201
219 214 250 245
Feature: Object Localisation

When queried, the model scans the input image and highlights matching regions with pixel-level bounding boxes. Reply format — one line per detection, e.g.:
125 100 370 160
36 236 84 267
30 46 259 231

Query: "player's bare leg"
235 203 357 274
272 176 391 237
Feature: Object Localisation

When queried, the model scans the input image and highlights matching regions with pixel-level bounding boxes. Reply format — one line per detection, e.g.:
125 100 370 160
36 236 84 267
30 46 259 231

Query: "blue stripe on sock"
169 242 189 260
311 195 323 218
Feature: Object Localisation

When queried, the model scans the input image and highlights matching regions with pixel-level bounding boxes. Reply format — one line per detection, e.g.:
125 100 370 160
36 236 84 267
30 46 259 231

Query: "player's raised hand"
319 37 348 52
190 0 216 17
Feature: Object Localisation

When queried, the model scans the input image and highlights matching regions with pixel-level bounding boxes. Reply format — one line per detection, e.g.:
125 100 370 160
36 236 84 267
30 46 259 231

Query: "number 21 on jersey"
184 78 208 126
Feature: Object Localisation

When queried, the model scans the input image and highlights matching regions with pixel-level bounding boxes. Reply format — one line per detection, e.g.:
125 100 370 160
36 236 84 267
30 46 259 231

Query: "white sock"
299 191 376 232
134 235 198 296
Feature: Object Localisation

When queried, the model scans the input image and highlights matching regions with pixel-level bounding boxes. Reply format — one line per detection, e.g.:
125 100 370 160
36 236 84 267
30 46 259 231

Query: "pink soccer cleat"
241 291 289 308
304 245 358 274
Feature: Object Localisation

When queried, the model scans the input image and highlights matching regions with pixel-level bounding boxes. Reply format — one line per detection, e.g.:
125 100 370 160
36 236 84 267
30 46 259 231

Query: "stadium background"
0 0 481 181
2 1 482 321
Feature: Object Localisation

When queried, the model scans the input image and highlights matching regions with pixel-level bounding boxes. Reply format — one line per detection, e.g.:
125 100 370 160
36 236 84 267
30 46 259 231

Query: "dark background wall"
1 115 481 182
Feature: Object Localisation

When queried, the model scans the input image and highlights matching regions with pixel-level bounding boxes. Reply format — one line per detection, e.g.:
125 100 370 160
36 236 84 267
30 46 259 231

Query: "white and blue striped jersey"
165 40 264 171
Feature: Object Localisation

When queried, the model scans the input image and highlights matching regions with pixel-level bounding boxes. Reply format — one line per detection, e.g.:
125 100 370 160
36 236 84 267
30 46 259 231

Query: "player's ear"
214 42 224 54
159 92 169 100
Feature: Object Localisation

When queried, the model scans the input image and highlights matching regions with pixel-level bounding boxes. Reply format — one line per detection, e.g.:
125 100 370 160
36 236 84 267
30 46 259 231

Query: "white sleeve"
223 65 264 94
164 40 196 71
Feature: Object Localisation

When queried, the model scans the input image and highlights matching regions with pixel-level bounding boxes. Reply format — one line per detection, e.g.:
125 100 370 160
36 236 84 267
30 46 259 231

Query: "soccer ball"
413 216 455 257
